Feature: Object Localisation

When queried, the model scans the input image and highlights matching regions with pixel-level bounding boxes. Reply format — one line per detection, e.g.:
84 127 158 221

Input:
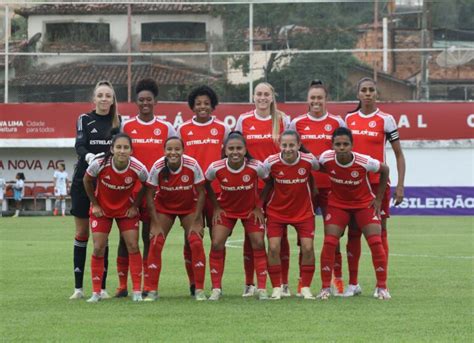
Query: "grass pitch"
0 216 472 342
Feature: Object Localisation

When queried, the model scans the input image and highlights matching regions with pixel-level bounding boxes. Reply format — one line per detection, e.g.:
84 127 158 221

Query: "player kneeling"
144 137 207 301
317 127 391 300
205 132 269 301
83 133 148 302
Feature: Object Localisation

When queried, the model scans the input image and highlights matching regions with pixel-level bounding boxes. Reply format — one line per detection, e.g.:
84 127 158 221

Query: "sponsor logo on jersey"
181 175 189 183
330 170 336 175
324 124 332 132
350 121 356 126
351 171 359 178
242 174 251 182
369 120 377 128
186 138 220 146
278 171 284 176
153 128 162 136
91 128 98 133
131 129 138 134
298 168 306 176
104 175 111 180
249 126 256 131
125 177 133 184
222 178 228 183
304 126 310 131
187 130 194 136
246 133 272 140
210 128 219 136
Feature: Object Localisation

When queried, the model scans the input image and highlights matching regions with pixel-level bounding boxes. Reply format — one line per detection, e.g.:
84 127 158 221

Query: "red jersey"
178 116 230 191
122 116 176 170
86 156 148 218
147 154 205 215
319 150 380 209
263 152 320 222
235 110 289 188
345 109 398 184
205 158 266 218
289 112 345 189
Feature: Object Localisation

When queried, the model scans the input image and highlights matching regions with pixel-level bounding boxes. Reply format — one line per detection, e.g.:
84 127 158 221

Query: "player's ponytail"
160 136 184 182
223 131 254 160
255 82 287 144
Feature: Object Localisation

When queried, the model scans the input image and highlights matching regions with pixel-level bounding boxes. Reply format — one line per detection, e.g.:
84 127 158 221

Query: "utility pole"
420 0 430 100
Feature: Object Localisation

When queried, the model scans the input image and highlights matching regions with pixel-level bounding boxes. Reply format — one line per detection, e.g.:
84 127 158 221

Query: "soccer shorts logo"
324 124 333 132
210 128 219 136
91 220 98 228
181 175 190 182
351 171 359 178
154 128 162 136
298 168 306 175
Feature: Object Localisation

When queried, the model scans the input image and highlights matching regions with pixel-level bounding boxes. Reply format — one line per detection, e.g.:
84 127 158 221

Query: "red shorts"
324 206 381 229
90 214 140 234
266 216 315 239
216 214 265 234
313 188 329 215
370 183 391 219
161 212 192 224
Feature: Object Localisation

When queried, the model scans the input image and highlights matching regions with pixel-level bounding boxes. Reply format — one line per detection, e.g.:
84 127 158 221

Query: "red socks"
243 233 254 285
347 228 362 285
188 232 206 290
268 264 281 288
280 230 290 285
253 248 268 290
129 251 143 292
333 247 342 279
183 243 195 286
116 256 129 290
320 235 339 288
91 255 104 293
209 249 225 289
366 234 387 289
381 228 389 261
300 264 315 288
145 234 165 292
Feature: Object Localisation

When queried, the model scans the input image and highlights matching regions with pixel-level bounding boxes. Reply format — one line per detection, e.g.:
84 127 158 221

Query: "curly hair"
187 85 219 110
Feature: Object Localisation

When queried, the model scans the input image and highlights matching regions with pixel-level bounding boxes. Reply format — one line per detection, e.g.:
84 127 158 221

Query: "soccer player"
177 85 230 295
53 163 69 217
344 77 406 297
144 137 207 301
235 82 292 297
205 132 268 301
263 130 320 300
69 80 120 300
116 78 176 298
12 172 25 218
317 127 391 300
83 133 148 303
289 80 346 296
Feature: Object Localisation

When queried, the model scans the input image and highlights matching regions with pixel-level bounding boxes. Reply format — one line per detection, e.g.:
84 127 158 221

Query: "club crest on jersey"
210 128 219 136
369 120 377 128
324 124 332 132
91 220 98 228
298 168 306 176
242 174 250 182
125 177 133 184
351 171 359 178
154 128 161 136
181 175 190 183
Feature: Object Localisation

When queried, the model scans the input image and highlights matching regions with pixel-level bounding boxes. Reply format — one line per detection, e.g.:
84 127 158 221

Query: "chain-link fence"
1 0 473 103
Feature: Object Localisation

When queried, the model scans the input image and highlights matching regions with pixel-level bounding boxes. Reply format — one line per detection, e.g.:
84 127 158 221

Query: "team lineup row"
68 78 406 302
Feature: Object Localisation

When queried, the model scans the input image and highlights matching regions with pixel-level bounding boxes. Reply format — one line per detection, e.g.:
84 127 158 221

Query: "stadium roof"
7 62 217 87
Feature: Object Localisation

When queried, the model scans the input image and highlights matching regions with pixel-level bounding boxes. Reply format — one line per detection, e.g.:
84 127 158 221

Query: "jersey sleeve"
74 114 90 158
193 163 205 184
147 163 161 187
255 161 267 179
282 114 290 130
205 163 217 181
137 167 149 183
288 118 297 131
318 150 332 166
234 116 244 133
336 116 346 128
261 158 272 180
223 122 231 140
86 159 101 178
365 156 381 173
166 121 177 137
384 115 400 142
53 170 59 178
310 154 320 171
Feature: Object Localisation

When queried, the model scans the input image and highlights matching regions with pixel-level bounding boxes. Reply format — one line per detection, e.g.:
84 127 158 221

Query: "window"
45 23 110 43
142 22 206 42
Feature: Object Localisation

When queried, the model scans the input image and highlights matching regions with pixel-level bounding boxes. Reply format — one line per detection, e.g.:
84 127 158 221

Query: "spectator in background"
12 173 25 218
53 163 69 217
0 177 5 217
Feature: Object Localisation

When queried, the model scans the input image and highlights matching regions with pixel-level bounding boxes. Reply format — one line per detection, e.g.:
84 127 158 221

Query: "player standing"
235 82 291 297
144 137 207 301
69 80 120 300
263 130 320 300
83 133 148 302
11 172 25 218
317 127 391 300
205 132 269 301
177 85 230 295
53 163 69 217
344 78 406 297
116 78 176 297
289 80 346 295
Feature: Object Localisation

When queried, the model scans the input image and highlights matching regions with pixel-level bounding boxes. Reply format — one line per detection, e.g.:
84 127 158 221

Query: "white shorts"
54 186 67 196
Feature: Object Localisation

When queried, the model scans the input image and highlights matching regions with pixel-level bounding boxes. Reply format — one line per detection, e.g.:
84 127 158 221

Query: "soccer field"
1 216 472 342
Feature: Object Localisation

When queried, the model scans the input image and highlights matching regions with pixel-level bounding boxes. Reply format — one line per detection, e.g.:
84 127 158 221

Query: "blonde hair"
93 80 120 130
254 82 287 144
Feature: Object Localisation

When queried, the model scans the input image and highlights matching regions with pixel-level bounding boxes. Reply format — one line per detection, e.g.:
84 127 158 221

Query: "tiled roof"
15 2 210 17
8 62 217 87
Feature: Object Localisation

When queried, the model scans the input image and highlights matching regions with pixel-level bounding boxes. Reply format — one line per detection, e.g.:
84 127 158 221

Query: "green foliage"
1 216 472 341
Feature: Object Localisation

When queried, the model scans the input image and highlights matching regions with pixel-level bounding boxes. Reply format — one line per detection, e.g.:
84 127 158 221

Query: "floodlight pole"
127 4 132 102
248 2 253 103
4 5 9 103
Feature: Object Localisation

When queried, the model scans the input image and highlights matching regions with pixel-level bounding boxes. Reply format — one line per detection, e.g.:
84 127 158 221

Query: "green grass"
0 216 472 342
